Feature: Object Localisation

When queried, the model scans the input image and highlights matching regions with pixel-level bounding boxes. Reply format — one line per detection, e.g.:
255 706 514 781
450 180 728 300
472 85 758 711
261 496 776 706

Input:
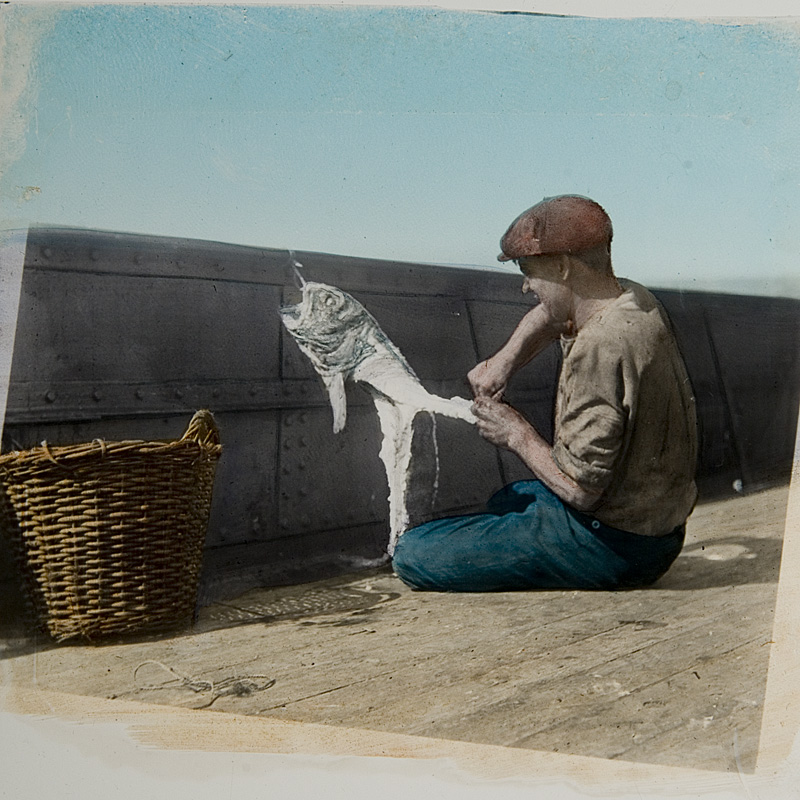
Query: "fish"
280 276 475 554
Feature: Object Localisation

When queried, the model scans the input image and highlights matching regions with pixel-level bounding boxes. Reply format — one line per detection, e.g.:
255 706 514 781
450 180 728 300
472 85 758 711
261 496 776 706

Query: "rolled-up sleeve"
551 341 630 493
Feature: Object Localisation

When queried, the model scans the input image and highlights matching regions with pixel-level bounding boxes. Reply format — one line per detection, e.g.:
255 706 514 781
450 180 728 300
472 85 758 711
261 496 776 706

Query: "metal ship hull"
2 227 798 601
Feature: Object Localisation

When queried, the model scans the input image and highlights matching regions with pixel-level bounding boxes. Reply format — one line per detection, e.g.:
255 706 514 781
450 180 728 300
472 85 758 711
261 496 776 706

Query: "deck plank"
251 583 770 752
1 485 788 774
233 579 764 713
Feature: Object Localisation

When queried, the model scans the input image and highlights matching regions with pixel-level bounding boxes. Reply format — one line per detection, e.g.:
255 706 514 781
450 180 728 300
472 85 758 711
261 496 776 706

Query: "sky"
1 4 799 296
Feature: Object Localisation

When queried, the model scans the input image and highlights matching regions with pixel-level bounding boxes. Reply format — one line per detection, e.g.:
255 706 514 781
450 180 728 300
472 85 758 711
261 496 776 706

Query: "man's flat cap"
498 195 613 262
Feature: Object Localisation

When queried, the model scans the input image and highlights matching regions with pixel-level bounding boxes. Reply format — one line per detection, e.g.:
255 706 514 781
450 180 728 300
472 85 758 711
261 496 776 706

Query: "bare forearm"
508 425 601 512
495 303 564 374
469 304 566 398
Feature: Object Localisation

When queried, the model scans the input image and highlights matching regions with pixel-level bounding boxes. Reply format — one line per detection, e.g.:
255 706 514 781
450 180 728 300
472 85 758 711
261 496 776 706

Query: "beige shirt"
551 280 698 536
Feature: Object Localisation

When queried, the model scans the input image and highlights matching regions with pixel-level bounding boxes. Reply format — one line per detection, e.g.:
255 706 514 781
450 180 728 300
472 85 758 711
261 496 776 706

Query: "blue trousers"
392 481 685 592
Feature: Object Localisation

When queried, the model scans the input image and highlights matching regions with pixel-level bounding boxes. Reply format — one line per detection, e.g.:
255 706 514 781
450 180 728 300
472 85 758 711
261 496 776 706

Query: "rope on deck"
131 659 276 709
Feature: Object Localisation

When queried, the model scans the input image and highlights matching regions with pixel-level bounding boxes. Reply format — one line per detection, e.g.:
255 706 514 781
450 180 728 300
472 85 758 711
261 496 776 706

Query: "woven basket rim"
0 409 221 468
0 437 222 468
0 410 221 641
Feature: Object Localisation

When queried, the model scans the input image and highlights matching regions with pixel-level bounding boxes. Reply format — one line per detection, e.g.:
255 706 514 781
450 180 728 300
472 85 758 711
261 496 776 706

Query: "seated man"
392 195 698 591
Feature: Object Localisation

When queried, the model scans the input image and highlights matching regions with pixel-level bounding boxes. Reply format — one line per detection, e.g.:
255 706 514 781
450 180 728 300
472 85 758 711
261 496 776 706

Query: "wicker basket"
0 410 222 641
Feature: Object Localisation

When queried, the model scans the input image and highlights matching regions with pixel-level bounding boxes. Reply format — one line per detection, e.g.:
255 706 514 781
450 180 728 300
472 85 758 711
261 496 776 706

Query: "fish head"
280 282 372 435
280 282 367 339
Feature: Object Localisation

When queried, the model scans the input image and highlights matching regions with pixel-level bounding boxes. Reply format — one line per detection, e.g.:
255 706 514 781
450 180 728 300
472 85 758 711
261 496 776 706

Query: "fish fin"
322 372 347 433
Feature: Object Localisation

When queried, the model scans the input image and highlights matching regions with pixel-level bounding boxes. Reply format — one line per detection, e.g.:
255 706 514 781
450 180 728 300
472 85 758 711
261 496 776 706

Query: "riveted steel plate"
701 294 800 489
656 291 740 494
1 415 199 453
467 298 531 359
11 271 282 386
204 410 280 546
272 248 525 304
277 405 387 536
277 402 502 536
406 413 504 517
3 379 331 424
279 285 317 382
25 227 296 285
355 292 477 382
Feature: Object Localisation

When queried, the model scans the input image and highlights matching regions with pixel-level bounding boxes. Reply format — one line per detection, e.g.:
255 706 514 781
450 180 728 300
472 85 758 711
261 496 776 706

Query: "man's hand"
471 396 529 452
468 304 566 400
472 396 602 512
467 356 512 400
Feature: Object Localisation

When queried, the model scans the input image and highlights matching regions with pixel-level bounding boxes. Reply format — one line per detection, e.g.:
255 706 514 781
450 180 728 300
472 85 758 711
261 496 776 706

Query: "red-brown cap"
497 195 613 262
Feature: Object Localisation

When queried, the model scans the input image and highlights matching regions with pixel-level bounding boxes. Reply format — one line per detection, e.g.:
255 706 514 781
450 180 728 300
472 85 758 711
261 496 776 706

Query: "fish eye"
324 295 336 306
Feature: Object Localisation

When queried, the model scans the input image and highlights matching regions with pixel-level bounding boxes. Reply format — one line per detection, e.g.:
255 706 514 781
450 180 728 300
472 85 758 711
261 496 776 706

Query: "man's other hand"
467 357 511 400
471 396 529 451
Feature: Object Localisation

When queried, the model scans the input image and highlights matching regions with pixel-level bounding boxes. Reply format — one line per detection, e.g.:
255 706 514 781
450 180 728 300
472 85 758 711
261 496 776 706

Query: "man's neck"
571 274 624 332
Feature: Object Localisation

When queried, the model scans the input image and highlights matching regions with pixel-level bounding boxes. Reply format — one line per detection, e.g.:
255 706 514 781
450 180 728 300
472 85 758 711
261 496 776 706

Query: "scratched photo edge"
0 4 799 791
0 238 798 787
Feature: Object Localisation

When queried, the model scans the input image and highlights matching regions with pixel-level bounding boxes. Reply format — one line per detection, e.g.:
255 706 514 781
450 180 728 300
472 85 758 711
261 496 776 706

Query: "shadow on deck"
0 484 789 775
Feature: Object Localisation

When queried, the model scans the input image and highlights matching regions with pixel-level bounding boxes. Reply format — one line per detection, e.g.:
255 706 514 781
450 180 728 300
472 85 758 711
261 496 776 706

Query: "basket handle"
181 410 220 447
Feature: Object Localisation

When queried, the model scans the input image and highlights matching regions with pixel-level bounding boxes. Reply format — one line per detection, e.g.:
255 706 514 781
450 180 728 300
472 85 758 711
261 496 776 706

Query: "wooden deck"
0 484 789 774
